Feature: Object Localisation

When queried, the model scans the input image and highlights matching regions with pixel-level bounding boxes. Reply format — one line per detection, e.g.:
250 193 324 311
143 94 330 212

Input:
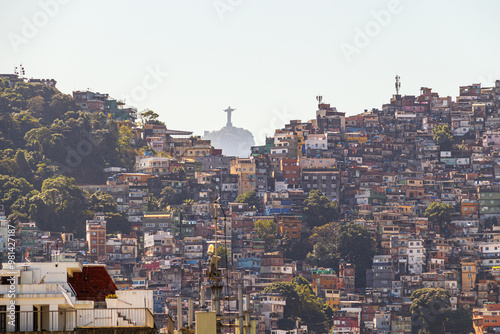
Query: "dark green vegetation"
410 287 472 334
140 109 164 126
235 190 261 210
0 79 135 235
254 219 277 252
307 221 375 288
424 202 454 229
432 124 453 151
148 186 190 212
303 189 338 227
261 276 333 334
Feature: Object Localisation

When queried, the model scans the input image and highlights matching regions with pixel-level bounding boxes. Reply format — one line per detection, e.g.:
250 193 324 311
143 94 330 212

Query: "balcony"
0 307 155 331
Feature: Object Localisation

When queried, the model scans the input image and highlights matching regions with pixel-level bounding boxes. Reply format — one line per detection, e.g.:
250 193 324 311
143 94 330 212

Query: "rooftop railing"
0 307 154 332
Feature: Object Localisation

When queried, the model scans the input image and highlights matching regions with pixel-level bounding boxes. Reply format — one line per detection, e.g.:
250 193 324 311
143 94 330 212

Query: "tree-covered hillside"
0 78 136 235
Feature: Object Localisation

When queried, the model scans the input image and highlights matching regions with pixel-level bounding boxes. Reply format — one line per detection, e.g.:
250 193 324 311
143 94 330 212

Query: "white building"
0 262 154 332
305 134 327 151
135 156 171 175
407 239 426 275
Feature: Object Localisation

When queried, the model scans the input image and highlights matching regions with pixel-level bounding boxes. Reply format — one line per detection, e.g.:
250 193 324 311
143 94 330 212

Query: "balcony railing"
0 307 155 332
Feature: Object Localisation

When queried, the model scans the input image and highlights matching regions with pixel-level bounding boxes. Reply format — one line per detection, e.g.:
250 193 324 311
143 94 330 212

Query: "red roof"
142 262 160 270
68 265 117 302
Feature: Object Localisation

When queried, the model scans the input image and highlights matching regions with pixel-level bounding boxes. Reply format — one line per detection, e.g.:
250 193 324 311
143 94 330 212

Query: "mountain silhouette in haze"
203 106 255 157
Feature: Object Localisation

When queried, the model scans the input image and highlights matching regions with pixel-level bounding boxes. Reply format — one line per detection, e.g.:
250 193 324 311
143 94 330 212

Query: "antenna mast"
316 95 323 105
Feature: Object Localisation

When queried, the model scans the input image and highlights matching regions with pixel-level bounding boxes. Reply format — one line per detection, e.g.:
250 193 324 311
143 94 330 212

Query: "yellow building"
325 289 341 310
462 201 478 218
397 205 412 215
176 141 213 159
230 158 256 195
344 132 368 143
462 261 477 292
406 179 423 187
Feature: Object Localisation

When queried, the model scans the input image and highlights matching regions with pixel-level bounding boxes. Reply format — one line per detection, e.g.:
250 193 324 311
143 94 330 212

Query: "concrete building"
86 214 107 262
230 157 256 195
407 238 425 275
142 211 182 236
301 169 340 201
366 255 394 299
0 261 154 332
135 156 171 175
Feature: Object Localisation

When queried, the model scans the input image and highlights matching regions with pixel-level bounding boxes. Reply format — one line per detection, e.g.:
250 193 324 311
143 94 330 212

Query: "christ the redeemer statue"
224 106 235 127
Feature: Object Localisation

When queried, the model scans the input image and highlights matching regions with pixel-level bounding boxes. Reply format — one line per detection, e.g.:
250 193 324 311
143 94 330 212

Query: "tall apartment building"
407 238 426 275
230 157 256 195
366 255 394 299
339 260 356 293
461 260 477 292
86 213 107 262
280 158 300 188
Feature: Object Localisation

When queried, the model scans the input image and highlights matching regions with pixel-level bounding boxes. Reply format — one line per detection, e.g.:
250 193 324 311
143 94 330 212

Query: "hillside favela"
3 70 500 334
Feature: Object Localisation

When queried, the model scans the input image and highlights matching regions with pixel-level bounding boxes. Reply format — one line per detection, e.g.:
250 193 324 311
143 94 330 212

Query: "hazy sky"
2 0 500 144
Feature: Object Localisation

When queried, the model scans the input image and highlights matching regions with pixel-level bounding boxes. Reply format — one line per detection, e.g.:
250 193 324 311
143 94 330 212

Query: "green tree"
307 222 338 267
303 189 338 227
410 288 451 334
254 219 277 252
35 175 91 234
443 307 473 333
27 95 45 116
105 212 130 234
160 186 176 203
279 231 293 258
235 190 260 211
0 175 34 215
148 193 161 212
14 150 30 178
24 127 52 153
117 126 136 170
261 278 330 333
295 283 329 332
307 222 375 288
433 124 453 151
47 92 78 123
157 186 187 208
336 222 375 288
140 109 164 125
424 202 454 228
261 281 301 322
292 276 312 292
88 192 118 213
484 217 498 231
